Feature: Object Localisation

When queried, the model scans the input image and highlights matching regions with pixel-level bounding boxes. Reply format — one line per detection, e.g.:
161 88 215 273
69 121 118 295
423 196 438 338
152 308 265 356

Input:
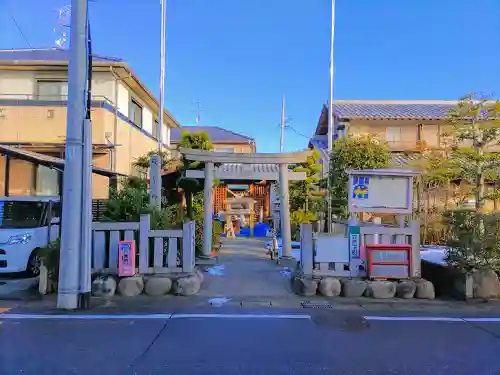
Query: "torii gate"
179 148 309 258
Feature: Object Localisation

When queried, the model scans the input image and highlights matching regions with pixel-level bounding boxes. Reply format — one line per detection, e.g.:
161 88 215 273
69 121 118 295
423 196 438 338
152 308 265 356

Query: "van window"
0 201 47 229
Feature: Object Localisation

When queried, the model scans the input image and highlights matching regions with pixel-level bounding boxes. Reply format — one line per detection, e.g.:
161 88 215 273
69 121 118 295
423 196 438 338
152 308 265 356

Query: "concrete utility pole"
280 95 285 153
57 0 88 310
149 0 168 208
326 0 336 233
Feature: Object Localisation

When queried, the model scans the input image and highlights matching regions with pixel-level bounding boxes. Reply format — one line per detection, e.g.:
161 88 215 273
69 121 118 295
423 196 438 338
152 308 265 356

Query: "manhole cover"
301 300 332 309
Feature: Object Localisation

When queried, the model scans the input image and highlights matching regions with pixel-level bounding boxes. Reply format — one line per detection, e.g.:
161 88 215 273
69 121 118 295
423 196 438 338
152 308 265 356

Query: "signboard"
118 240 136 277
347 169 418 214
348 225 361 259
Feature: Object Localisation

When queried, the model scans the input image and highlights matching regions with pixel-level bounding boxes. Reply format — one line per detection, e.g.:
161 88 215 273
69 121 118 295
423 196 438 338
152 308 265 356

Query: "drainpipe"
109 67 119 171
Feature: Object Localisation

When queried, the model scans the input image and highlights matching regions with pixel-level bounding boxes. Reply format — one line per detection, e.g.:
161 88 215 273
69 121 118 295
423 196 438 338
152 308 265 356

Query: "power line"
10 14 31 48
285 125 313 140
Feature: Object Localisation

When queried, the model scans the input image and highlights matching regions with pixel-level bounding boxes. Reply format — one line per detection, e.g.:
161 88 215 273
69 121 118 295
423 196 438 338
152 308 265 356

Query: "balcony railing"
0 93 115 107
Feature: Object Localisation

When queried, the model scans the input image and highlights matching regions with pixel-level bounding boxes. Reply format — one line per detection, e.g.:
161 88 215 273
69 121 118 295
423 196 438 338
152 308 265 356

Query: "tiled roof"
0 48 123 63
170 126 254 143
332 101 456 120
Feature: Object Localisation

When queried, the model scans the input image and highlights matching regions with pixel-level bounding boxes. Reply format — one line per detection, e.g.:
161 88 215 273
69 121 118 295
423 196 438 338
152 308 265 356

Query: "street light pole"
280 95 285 153
57 0 88 310
149 0 167 208
326 0 335 233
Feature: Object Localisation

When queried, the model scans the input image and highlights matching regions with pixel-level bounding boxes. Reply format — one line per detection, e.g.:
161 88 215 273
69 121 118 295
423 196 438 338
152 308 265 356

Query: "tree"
289 148 324 212
447 94 500 213
328 134 390 218
133 149 173 171
176 131 215 219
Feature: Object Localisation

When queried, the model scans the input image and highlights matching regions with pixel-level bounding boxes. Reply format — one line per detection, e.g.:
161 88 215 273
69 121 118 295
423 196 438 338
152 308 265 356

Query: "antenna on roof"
193 100 204 125
53 4 71 48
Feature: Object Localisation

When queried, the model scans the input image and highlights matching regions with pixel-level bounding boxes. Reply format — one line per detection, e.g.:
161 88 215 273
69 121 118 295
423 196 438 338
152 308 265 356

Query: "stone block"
145 277 172 296
318 277 341 297
366 281 396 299
292 277 318 296
91 275 117 298
173 274 201 296
415 278 435 299
118 276 144 297
472 268 500 299
341 279 366 298
396 280 416 299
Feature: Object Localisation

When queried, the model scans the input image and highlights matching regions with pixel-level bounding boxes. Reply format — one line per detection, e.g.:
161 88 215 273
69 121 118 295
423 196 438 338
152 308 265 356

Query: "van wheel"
26 251 41 278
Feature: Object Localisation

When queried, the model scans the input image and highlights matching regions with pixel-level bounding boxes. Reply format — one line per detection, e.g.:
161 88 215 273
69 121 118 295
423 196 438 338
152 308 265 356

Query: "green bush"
443 209 500 272
212 220 223 251
38 239 61 282
104 177 151 222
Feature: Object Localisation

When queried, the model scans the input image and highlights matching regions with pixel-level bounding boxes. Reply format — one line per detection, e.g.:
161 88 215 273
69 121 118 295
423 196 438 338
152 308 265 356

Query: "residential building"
170 126 256 153
0 47 180 198
309 100 500 210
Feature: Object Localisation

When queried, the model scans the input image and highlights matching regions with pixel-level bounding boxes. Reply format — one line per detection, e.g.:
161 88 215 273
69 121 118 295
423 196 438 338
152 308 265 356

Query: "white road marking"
0 313 311 321
171 313 311 320
364 315 500 323
0 313 172 320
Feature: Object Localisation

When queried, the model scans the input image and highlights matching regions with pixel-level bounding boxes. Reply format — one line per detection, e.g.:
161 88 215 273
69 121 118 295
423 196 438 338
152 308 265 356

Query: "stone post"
203 162 214 257
278 163 292 258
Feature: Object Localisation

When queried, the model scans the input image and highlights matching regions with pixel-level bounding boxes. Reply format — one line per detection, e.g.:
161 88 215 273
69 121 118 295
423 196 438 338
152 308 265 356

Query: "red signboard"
367 244 412 280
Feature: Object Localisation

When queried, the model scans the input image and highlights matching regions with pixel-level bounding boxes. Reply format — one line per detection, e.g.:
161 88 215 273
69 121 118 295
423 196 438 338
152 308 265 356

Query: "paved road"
1 310 500 375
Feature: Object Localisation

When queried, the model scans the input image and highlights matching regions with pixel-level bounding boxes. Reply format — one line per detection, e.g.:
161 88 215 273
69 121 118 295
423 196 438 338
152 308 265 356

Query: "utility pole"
194 100 203 125
57 0 88 310
149 0 167 208
280 95 285 153
326 0 336 233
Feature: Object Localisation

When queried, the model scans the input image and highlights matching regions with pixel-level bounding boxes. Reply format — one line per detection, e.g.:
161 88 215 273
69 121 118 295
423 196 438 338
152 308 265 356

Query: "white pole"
79 118 92 307
280 95 285 153
57 0 88 310
326 0 335 233
149 0 167 208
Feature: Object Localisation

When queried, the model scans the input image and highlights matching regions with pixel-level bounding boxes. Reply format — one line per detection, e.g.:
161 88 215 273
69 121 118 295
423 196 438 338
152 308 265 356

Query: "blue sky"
1 0 499 153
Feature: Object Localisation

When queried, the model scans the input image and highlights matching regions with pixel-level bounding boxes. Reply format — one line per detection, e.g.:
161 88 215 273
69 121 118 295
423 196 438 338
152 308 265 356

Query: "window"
129 99 143 127
37 80 68 100
0 201 46 229
36 166 59 196
8 159 35 196
386 126 402 142
0 155 5 196
214 147 235 153
152 119 159 139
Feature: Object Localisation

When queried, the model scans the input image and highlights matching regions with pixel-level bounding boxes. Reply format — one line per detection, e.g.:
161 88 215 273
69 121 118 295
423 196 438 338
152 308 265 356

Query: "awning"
0 144 126 178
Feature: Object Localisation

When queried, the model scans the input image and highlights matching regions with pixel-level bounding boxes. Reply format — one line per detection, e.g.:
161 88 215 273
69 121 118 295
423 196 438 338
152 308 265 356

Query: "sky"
1 0 499 153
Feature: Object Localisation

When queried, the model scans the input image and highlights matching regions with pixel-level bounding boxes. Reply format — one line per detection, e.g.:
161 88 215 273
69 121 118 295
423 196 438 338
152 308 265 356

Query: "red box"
367 244 412 280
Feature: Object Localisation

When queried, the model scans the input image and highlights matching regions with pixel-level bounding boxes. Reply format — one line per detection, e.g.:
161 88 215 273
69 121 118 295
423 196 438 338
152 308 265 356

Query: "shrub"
104 177 151 222
212 220 223 252
443 209 500 272
38 239 61 282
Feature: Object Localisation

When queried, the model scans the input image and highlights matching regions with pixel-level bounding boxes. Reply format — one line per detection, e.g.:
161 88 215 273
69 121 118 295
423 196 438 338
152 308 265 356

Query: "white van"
0 196 60 276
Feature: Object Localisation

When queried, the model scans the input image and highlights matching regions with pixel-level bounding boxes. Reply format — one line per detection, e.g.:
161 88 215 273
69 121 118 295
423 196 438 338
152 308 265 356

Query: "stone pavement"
197 237 298 300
